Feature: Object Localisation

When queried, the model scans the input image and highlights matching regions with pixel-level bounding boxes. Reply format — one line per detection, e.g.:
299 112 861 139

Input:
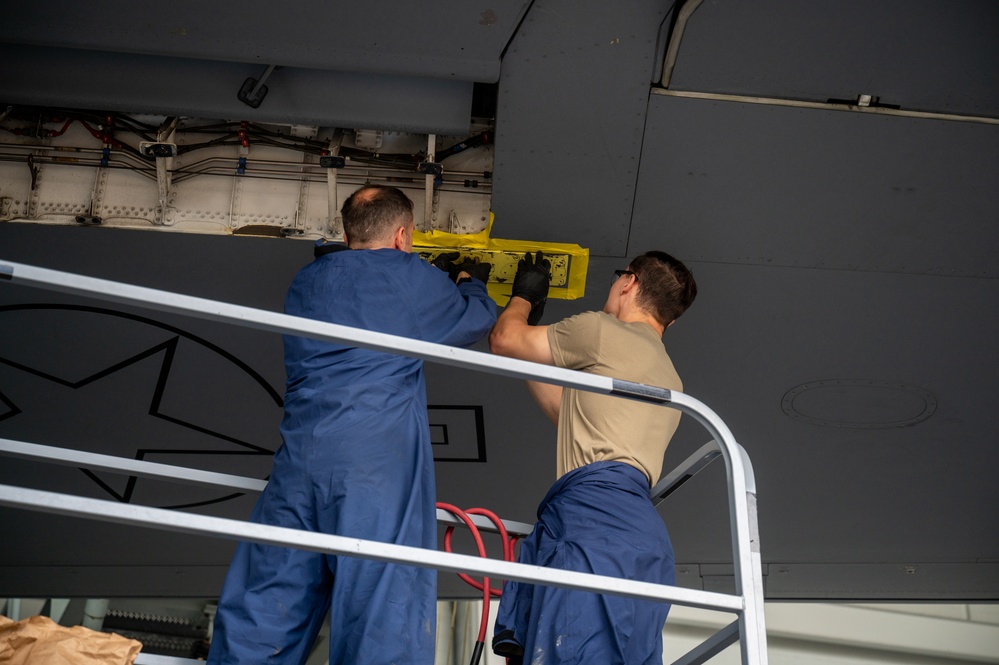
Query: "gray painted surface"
632 93 999 277
0 0 531 82
4 227 995 600
671 0 999 117
0 44 475 135
490 0 670 255
1 0 998 601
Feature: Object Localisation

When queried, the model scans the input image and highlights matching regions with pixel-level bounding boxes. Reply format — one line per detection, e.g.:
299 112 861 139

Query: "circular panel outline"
781 379 937 429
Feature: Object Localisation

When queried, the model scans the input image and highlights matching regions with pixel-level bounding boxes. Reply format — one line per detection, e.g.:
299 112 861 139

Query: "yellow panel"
413 214 589 305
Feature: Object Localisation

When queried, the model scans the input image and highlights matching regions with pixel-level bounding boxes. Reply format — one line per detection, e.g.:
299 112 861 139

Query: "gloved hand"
511 251 550 306
455 259 492 285
431 252 462 282
526 299 546 326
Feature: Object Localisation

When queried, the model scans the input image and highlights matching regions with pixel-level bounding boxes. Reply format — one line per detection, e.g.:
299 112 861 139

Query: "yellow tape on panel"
413 214 589 305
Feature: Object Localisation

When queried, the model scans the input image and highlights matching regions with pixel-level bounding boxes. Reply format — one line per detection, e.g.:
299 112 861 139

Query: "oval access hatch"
781 380 937 429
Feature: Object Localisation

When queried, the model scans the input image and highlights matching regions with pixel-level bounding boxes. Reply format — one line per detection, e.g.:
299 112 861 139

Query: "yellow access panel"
413 214 589 306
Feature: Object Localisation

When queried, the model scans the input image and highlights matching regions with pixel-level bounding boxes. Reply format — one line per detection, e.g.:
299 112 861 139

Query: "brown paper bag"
0 615 142 665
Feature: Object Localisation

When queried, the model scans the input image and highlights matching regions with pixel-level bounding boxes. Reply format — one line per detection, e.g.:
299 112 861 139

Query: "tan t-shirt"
547 311 682 486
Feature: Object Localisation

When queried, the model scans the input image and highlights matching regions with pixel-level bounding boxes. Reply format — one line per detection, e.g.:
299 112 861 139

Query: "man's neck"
616 309 665 337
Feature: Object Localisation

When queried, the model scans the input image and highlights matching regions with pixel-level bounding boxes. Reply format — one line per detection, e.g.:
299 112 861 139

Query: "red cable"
47 118 74 138
436 502 518 654
78 120 126 150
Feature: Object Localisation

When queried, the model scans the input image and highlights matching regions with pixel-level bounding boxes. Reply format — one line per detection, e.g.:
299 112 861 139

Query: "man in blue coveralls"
489 251 697 664
208 185 497 664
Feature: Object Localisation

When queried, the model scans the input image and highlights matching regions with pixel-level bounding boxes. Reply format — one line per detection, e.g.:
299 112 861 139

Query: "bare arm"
489 296 553 363
527 380 561 425
489 296 561 423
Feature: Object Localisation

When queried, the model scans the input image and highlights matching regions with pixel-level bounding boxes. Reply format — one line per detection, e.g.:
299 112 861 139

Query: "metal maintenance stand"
0 259 768 664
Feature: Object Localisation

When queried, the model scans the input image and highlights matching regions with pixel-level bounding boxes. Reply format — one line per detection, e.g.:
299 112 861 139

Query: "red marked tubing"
436 502 520 662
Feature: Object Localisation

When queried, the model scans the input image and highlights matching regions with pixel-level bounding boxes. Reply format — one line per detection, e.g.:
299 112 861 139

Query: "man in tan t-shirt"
489 250 697 665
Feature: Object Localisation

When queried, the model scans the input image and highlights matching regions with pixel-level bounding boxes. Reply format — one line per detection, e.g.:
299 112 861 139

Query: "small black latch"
417 162 443 176
140 142 178 158
238 64 277 109
320 155 346 169
826 94 900 110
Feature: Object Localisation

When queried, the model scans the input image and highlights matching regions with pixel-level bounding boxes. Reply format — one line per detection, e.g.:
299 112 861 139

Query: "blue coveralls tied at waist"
494 461 675 665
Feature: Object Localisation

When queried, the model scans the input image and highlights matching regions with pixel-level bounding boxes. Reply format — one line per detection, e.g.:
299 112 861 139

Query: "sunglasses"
612 269 637 283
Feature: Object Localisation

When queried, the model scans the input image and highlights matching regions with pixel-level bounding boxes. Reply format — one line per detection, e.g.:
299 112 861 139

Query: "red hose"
436 502 519 661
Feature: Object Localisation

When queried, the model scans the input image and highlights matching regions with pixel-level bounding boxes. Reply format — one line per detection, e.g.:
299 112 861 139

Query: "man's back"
489 250 697 664
210 236 496 665
282 247 496 433
548 310 682 484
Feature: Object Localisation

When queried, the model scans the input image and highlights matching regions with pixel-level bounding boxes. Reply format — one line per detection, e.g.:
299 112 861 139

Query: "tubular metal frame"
0 259 768 664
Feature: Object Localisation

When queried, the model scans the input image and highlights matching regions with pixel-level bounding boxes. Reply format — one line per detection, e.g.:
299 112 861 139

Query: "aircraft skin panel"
0 225 290 597
2 0 999 604
631 92 999 278
490 0 671 255
3 231 997 599
656 257 999 598
0 44 475 136
0 0 533 83
668 0 999 118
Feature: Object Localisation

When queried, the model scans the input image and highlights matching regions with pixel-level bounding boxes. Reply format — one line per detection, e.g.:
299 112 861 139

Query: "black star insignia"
0 304 282 510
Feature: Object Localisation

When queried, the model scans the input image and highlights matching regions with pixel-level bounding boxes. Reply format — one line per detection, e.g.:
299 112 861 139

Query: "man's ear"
620 273 639 294
391 225 408 251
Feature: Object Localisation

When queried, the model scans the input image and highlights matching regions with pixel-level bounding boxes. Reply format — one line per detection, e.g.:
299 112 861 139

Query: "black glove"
526 299 546 326
511 251 550 307
431 252 462 282
455 259 492 285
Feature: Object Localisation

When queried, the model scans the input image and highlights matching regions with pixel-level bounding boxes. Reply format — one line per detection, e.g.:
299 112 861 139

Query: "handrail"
0 260 621 397
651 441 722 505
0 436 732 536
0 483 743 612
0 437 536 537
0 258 768 664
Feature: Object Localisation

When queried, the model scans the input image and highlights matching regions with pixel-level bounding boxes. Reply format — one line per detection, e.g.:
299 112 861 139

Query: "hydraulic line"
436 132 491 162
0 106 493 171
436 502 519 665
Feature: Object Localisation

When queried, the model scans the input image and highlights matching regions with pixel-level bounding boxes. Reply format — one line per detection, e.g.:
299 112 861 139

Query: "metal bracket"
26 154 39 190
826 94 901 110
418 162 444 176
651 442 722 506
320 155 346 169
671 619 741 665
237 64 277 109
139 142 178 158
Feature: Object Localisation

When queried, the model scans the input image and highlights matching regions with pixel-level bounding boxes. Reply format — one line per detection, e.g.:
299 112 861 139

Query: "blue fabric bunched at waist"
537 460 650 518
493 461 675 665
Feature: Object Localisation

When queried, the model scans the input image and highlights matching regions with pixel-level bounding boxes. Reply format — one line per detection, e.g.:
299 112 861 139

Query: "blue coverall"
493 461 675 665
209 245 497 665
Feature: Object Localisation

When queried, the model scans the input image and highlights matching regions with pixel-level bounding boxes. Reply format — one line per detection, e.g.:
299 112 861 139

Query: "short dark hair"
629 251 697 327
340 185 414 247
